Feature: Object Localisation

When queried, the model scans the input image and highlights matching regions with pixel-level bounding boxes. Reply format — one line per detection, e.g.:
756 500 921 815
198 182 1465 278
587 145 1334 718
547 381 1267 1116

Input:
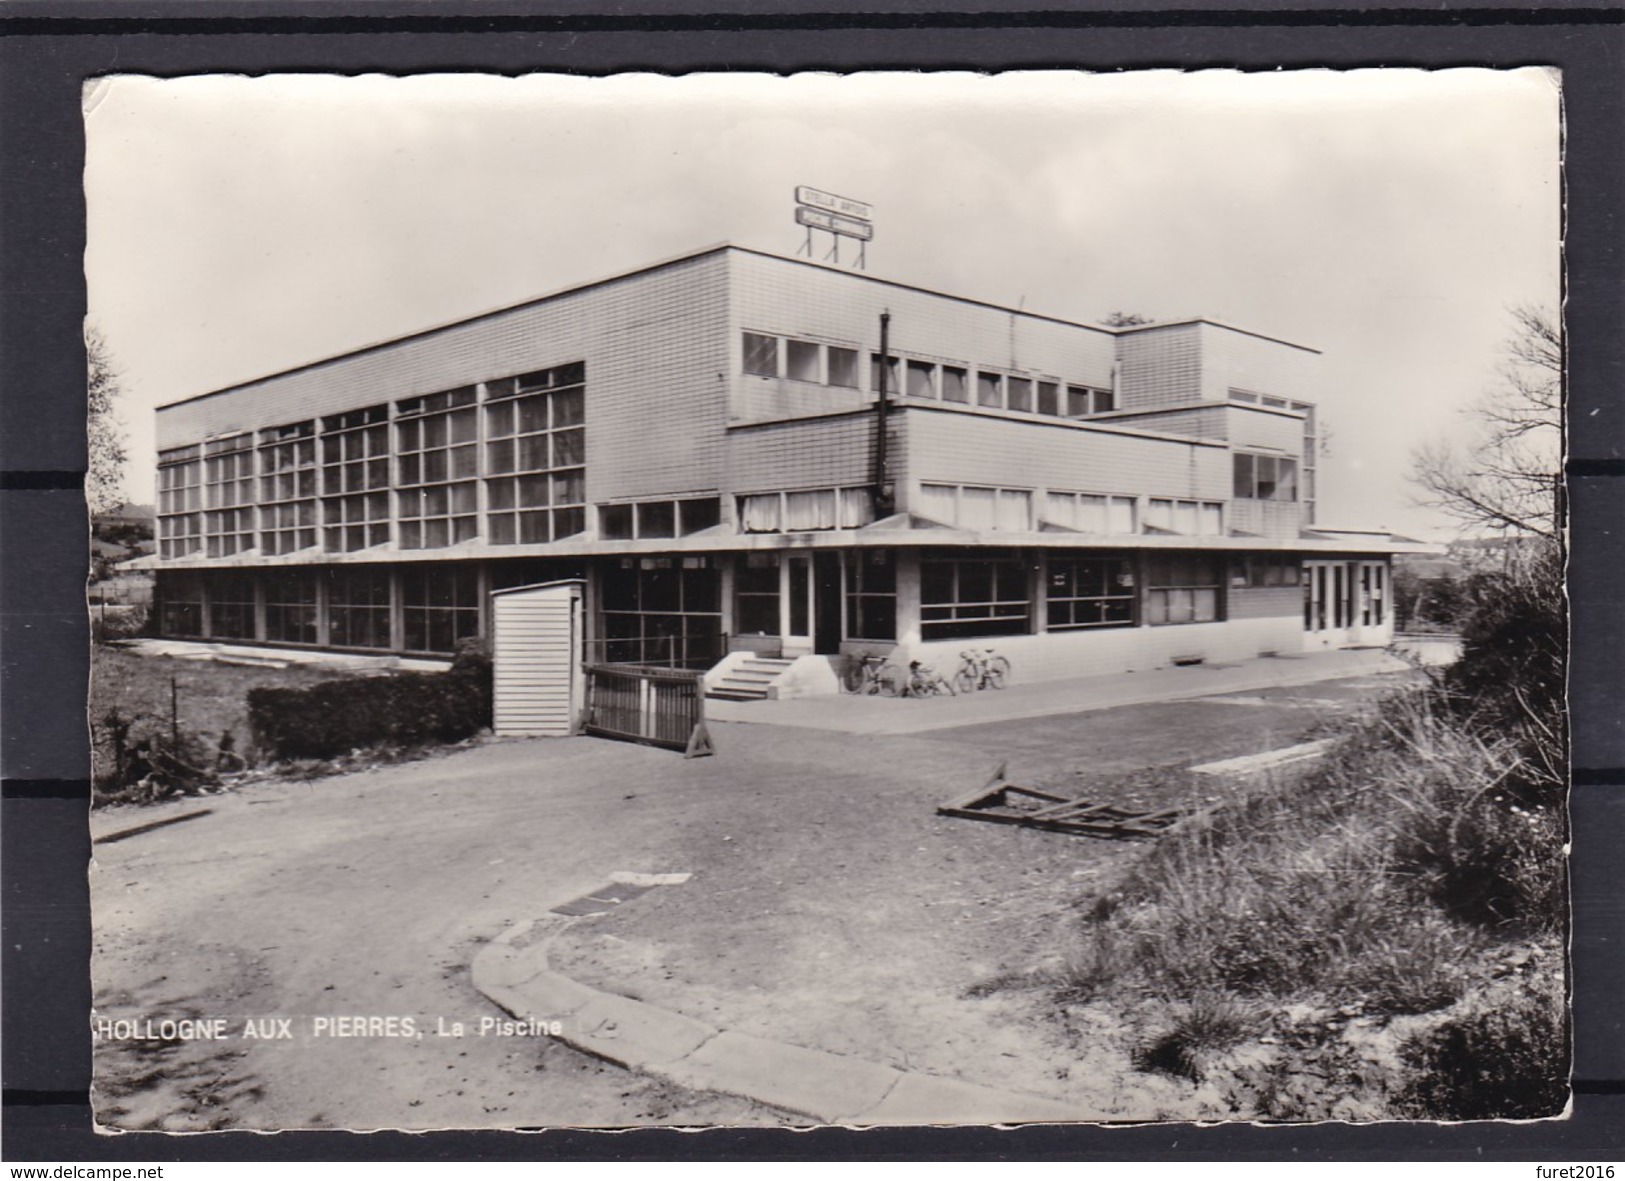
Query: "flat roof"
160 243 1320 411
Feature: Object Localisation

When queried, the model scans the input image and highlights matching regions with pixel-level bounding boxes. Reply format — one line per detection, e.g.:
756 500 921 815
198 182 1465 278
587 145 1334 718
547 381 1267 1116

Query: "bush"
248 640 492 761
1394 972 1568 1120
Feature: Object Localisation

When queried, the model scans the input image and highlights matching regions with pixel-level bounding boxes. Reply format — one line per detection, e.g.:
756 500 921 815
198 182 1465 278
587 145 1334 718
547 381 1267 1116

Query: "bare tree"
86 325 129 516
1411 306 1562 540
1099 311 1156 328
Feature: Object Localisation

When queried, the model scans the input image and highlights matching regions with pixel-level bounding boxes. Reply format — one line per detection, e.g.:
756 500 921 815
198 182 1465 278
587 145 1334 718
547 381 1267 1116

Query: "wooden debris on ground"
937 762 1188 840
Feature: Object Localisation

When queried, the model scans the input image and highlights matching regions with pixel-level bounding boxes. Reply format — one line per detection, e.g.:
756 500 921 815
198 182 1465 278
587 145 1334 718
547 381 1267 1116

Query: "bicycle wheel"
933 674 957 696
842 661 867 694
987 656 1011 689
953 666 978 695
874 667 902 697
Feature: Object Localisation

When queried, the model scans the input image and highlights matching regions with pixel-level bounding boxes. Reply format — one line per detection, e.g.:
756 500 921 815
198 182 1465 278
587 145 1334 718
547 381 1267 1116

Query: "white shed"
490 579 585 737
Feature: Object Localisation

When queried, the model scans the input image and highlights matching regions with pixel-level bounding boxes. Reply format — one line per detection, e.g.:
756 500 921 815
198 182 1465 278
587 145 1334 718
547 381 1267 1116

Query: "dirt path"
91 674 1408 1129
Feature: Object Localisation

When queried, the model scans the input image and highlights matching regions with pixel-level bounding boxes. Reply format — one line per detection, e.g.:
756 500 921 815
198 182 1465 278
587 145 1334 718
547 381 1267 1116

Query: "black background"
3 1 1622 1162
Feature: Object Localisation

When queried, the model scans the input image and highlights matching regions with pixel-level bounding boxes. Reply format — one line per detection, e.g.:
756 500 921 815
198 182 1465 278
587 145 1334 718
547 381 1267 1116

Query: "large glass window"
907 360 937 399
738 487 874 533
157 572 203 636
920 552 1030 640
918 484 1031 531
827 347 859 388
1047 557 1135 630
401 565 480 654
940 366 968 404
485 366 587 546
845 550 897 640
1146 499 1224 536
203 434 256 557
1145 555 1223 626
206 572 257 640
264 570 320 645
600 556 721 667
321 404 391 552
328 568 393 650
734 554 780 636
259 421 318 555
1044 491 1136 534
157 446 203 559
397 386 478 549
786 338 821 382
1233 452 1299 501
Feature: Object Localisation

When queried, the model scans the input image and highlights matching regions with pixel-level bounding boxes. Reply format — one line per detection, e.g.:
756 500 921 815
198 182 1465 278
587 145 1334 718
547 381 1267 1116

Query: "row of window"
1229 389 1317 517
156 551 1376 658
742 331 1117 419
919 484 1226 537
157 364 588 560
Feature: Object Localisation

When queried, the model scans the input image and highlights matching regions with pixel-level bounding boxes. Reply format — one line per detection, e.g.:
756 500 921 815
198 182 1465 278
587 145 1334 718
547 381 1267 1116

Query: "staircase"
705 656 795 702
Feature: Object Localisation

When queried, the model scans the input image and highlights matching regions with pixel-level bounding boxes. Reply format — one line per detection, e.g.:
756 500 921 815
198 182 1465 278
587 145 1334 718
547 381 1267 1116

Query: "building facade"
149 245 1421 687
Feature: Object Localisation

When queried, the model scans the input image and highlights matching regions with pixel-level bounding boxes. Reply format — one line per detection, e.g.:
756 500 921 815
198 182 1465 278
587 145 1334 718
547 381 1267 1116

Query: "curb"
471 914 1080 1126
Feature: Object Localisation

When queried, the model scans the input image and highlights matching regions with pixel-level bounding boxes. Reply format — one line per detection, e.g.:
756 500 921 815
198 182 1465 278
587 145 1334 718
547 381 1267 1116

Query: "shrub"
247 643 492 761
1394 972 1569 1120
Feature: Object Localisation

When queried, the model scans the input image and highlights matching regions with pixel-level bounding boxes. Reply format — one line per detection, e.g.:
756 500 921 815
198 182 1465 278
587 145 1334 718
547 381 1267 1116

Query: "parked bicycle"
953 647 1012 693
843 650 901 696
901 659 956 698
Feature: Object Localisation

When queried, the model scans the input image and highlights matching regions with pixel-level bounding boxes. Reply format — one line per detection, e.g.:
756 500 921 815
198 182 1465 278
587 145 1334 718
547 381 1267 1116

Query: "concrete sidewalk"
706 646 1414 735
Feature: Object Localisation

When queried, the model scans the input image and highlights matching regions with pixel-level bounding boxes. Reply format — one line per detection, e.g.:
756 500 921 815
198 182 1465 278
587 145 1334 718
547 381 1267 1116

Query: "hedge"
247 643 493 761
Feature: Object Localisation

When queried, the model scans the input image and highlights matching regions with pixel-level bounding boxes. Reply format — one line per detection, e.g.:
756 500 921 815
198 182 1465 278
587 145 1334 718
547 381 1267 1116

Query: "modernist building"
149 244 1423 691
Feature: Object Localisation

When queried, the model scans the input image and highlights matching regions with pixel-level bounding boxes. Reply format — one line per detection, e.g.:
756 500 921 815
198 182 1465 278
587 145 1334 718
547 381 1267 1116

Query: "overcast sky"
84 69 1561 539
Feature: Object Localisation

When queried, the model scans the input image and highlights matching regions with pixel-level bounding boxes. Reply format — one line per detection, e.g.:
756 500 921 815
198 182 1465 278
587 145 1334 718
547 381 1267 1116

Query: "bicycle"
843 650 901 696
953 648 1012 693
901 659 956 698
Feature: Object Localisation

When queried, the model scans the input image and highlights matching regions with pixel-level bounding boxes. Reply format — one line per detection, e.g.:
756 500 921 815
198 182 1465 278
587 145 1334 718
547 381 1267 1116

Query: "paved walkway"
707 647 1415 735
473 897 1081 1126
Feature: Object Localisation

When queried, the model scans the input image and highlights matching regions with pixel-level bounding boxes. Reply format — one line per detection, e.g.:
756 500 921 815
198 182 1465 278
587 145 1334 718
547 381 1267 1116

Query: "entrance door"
813 552 843 654
1303 559 1357 650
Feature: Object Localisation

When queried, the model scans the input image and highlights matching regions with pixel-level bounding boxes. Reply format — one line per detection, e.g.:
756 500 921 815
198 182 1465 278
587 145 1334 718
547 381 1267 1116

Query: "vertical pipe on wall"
874 311 893 517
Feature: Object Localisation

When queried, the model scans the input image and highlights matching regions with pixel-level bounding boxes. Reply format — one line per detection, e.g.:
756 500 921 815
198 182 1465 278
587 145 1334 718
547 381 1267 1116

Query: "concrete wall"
902 407 1229 505
910 615 1306 684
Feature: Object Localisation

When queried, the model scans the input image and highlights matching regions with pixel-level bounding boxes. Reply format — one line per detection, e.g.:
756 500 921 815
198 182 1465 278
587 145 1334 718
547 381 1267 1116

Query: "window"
743 332 779 377
600 496 723 540
1007 377 1034 412
971 371 1000 408
321 404 391 552
940 365 968 404
485 366 587 546
158 573 203 636
920 552 1030 640
738 487 874 533
398 387 478 549
1145 499 1224 536
1066 385 1114 417
328 568 393 650
259 421 318 555
1235 556 1301 588
264 570 320 645
734 554 780 636
206 572 257 640
1047 557 1135 630
401 566 480 654
600 556 721 667
827 347 859 389
1361 563 1386 626
786 339 821 382
907 360 937 400
845 550 897 640
1233 452 1299 501
1146 555 1223 626
157 446 203 559
870 353 901 396
1043 491 1136 534
203 434 256 557
1037 381 1060 416
918 484 1031 531
1228 388 1261 405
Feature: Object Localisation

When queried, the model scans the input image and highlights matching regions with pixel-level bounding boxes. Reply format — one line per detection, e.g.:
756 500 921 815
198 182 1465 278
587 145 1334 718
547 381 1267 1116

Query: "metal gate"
581 663 715 757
